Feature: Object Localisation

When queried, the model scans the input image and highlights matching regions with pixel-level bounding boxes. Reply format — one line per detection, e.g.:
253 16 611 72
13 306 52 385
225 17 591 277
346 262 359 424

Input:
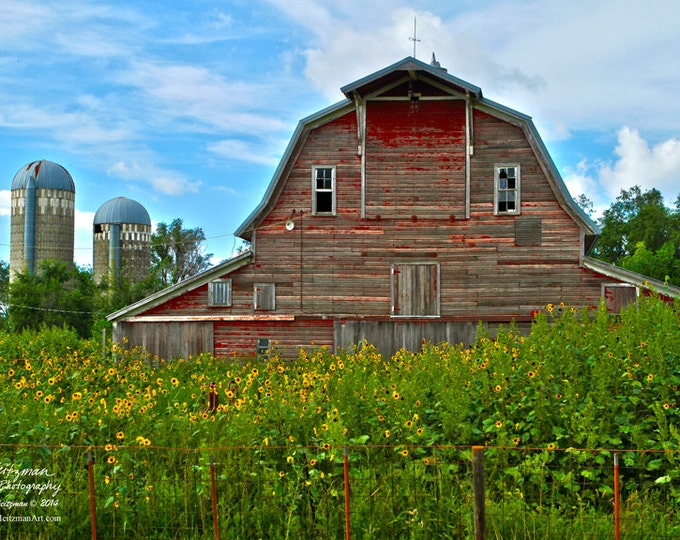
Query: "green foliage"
593 185 680 285
7 260 98 338
151 218 213 287
95 270 165 315
622 241 679 285
0 260 8 331
0 295 680 537
0 325 83 361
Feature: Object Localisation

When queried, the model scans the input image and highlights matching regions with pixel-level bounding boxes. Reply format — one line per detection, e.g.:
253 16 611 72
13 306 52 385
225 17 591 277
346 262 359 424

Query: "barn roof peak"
340 56 481 100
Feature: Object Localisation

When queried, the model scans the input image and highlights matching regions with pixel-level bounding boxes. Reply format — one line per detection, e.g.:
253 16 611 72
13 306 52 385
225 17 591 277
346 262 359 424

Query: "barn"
107 56 680 361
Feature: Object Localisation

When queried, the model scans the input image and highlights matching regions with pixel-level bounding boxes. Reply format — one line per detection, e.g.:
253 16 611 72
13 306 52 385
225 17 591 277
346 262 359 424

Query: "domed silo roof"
94 197 151 226
11 160 76 192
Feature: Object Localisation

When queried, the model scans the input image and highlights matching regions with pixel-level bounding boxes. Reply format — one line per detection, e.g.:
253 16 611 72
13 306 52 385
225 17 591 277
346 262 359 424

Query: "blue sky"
1 0 679 266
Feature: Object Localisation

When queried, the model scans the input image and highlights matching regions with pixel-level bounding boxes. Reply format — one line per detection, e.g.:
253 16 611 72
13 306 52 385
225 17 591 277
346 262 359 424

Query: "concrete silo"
93 197 152 286
10 160 76 280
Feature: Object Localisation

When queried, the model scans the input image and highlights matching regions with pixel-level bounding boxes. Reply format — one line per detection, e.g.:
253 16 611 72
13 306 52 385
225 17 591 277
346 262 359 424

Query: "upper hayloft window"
208 279 232 307
312 166 336 215
495 165 520 215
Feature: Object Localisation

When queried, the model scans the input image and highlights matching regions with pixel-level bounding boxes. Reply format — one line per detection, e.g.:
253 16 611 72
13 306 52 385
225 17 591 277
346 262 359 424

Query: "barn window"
254 283 276 311
603 284 637 313
312 166 336 215
208 279 232 306
391 263 440 317
494 165 520 215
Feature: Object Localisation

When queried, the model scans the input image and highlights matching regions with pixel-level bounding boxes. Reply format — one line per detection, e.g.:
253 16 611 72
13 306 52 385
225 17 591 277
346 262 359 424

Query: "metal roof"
234 56 599 241
94 197 151 225
11 160 76 192
340 56 483 99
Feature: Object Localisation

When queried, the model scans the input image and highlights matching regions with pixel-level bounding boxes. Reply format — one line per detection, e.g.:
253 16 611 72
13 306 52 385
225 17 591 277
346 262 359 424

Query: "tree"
151 218 213 287
573 194 595 218
621 241 679 285
96 271 166 315
592 185 680 286
0 260 8 330
8 260 98 338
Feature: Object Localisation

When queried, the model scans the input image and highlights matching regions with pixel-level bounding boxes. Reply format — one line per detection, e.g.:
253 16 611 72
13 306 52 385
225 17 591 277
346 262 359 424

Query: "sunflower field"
0 296 679 538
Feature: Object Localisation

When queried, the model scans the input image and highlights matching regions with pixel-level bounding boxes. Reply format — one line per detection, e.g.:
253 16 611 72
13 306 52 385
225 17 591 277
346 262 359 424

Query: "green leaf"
647 459 663 471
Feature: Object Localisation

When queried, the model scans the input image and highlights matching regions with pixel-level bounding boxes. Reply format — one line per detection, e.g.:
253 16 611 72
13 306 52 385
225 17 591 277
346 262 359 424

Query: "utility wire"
0 232 244 251
1 301 104 315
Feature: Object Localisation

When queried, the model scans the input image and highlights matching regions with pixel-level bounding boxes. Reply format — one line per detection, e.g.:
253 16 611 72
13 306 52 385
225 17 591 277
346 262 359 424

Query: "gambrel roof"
235 56 599 245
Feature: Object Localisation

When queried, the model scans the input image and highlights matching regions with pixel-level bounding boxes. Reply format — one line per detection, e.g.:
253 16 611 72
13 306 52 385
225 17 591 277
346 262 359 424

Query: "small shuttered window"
254 283 276 311
515 218 542 246
603 284 637 313
208 279 232 306
391 263 440 318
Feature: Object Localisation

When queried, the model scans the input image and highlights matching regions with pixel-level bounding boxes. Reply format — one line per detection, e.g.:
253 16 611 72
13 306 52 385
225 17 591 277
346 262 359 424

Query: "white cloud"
74 209 95 267
599 127 680 199
0 190 10 217
115 62 288 134
208 139 281 166
0 102 134 146
150 176 201 196
0 1 142 58
108 160 201 196
477 0 680 135
563 127 680 211
268 0 680 139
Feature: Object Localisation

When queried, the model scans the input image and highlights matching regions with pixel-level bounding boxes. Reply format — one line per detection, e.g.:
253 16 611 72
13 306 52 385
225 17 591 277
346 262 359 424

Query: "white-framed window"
391 262 440 318
312 166 336 215
208 279 232 306
494 165 520 215
254 283 276 311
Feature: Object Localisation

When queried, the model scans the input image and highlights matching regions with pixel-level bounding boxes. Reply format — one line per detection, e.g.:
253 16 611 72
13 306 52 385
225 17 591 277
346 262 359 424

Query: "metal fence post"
614 453 620 540
472 446 486 540
210 454 220 540
88 449 97 540
344 446 351 540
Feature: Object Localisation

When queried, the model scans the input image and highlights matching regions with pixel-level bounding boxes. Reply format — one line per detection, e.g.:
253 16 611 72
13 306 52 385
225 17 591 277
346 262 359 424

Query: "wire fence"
0 443 679 539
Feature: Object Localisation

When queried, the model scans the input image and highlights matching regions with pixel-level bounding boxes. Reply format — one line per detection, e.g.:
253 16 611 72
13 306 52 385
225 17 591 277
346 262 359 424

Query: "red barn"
108 57 680 360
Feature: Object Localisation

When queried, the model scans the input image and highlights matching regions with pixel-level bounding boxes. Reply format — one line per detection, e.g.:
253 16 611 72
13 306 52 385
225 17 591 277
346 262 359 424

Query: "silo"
93 197 152 286
10 160 76 280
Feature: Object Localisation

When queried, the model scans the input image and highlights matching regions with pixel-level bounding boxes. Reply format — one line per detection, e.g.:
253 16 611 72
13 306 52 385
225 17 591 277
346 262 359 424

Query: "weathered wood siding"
335 320 480 358
214 319 334 359
365 100 467 219
113 321 213 363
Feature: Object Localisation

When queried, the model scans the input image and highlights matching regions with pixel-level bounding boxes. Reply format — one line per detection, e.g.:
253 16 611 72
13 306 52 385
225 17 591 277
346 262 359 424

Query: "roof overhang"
107 250 253 321
340 56 483 100
584 256 680 298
